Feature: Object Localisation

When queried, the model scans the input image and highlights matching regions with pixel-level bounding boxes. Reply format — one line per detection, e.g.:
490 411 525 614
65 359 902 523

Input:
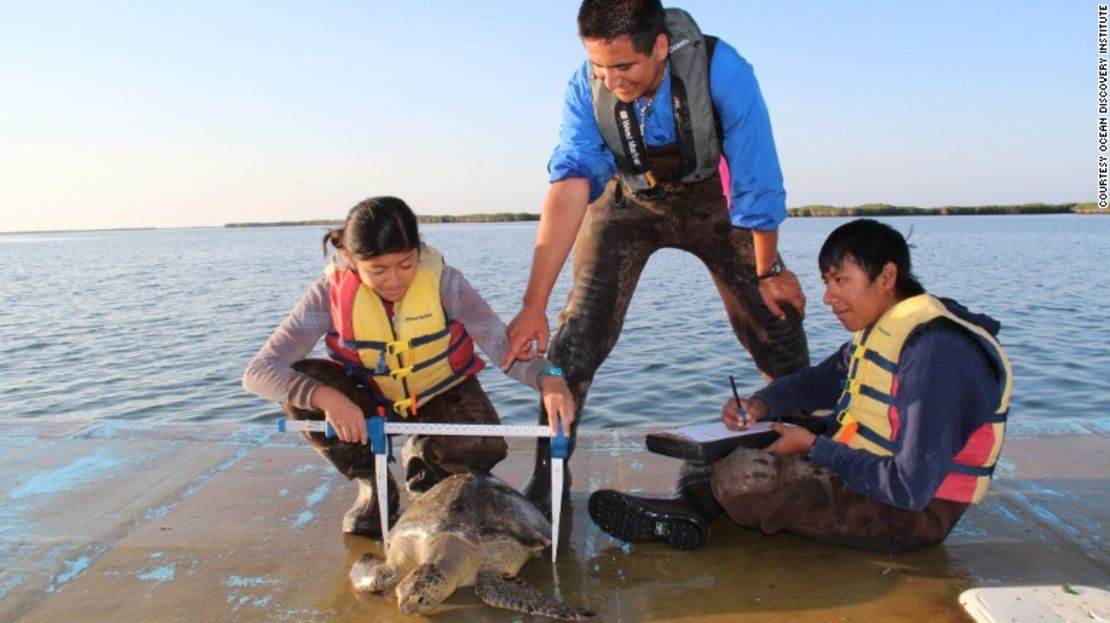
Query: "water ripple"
2 215 1108 428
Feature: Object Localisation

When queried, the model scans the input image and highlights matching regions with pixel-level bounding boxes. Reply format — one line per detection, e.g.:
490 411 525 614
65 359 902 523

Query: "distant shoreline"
223 213 542 228
1 203 1102 235
0 226 158 235
787 202 1100 217
223 202 1103 228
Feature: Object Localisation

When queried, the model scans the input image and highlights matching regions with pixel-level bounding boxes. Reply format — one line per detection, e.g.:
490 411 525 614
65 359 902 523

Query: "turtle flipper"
349 553 398 593
474 572 594 621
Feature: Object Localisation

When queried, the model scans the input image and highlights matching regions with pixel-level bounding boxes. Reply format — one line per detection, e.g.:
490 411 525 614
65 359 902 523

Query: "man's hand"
722 395 770 430
758 268 806 321
501 179 590 372
766 422 816 456
502 305 549 371
310 386 368 445
540 375 575 436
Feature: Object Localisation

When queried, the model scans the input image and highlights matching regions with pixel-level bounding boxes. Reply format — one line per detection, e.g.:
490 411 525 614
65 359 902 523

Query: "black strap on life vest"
611 34 724 193
704 35 724 149
612 100 654 187
670 72 698 178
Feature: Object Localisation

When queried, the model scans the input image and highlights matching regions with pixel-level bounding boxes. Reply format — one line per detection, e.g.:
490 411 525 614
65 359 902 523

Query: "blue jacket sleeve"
547 63 617 202
755 342 851 417
709 40 787 231
808 324 1001 511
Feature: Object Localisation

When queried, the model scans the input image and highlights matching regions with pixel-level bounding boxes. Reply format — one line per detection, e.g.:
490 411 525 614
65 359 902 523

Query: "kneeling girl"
243 196 573 536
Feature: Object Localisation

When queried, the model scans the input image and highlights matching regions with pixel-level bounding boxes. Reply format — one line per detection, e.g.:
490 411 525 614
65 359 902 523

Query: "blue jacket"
548 38 786 231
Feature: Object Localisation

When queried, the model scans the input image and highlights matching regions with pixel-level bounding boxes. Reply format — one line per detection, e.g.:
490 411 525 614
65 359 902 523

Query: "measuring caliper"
278 417 568 561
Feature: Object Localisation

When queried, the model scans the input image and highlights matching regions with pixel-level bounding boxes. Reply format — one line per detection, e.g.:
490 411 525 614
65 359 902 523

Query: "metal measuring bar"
278 417 568 561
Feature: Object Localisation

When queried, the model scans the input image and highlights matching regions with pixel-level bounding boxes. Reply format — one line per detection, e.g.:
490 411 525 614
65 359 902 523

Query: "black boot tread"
587 489 707 551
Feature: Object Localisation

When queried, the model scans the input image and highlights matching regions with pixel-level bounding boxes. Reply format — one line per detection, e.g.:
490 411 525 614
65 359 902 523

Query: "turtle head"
396 563 454 615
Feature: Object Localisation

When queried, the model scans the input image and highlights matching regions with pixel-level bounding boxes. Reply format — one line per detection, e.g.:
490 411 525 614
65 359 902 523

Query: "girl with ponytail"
243 196 573 536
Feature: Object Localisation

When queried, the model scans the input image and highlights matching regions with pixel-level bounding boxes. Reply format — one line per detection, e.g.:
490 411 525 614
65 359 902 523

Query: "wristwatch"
538 366 565 382
802 435 819 461
757 258 785 280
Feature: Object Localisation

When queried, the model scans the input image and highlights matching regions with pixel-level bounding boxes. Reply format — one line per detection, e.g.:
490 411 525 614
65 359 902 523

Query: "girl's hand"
540 375 575 436
721 395 770 430
310 386 368 444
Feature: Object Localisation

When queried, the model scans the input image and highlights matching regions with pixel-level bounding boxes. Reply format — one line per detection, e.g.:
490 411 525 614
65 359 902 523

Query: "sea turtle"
349 472 594 620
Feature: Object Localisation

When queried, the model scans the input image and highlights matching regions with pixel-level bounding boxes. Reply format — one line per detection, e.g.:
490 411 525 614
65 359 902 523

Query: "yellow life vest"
832 294 1012 504
324 247 483 417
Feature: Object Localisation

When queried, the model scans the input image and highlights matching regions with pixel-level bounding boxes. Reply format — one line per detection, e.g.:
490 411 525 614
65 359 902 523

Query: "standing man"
502 0 809 512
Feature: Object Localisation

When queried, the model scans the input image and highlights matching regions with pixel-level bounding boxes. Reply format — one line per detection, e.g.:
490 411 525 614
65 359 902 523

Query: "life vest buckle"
389 366 413 381
392 398 414 418
386 339 412 356
833 410 859 443
624 171 657 192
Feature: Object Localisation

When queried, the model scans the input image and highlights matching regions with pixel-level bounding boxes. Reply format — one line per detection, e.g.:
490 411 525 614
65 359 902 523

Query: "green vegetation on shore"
416 213 539 223
224 213 539 228
224 219 343 228
223 203 1103 228
788 202 1101 217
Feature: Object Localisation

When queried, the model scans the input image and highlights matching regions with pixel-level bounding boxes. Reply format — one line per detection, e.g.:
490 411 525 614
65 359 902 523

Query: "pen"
729 374 748 426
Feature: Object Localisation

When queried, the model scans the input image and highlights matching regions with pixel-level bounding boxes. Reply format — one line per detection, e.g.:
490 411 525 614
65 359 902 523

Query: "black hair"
322 196 421 260
818 219 925 298
577 0 666 55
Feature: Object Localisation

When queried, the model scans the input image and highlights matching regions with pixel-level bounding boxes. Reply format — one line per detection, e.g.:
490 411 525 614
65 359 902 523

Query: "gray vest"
591 8 721 186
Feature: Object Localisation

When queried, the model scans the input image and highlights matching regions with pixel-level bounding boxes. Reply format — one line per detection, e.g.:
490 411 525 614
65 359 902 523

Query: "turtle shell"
391 473 551 550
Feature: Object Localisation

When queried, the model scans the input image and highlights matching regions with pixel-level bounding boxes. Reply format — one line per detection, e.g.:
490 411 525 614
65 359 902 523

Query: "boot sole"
588 490 707 551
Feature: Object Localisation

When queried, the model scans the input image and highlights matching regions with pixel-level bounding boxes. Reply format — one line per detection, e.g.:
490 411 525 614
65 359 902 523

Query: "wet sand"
1 417 1106 622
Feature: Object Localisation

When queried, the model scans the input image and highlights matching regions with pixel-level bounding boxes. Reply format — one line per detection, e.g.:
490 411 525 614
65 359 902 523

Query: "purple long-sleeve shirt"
754 299 1004 511
242 265 551 410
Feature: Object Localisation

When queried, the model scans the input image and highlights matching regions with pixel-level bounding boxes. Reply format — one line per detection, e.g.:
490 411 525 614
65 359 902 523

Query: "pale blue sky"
0 1 1091 232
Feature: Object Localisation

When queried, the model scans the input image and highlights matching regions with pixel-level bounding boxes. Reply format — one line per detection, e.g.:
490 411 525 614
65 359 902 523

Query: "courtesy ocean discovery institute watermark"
1099 5 1109 208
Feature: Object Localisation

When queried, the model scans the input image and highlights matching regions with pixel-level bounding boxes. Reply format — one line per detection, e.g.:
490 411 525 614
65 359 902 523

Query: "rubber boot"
521 416 577 519
588 463 721 551
402 435 451 498
294 424 399 538
283 421 401 538
343 476 400 537
281 358 399 537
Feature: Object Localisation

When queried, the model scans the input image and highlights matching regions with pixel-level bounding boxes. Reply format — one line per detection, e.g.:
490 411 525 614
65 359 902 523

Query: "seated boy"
589 219 1011 554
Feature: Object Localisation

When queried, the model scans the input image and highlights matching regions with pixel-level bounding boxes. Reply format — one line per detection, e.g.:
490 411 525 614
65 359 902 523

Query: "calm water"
2 214 1107 428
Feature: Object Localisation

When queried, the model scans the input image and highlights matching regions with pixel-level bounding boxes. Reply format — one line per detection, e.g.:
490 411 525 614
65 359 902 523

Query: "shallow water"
2 214 1107 427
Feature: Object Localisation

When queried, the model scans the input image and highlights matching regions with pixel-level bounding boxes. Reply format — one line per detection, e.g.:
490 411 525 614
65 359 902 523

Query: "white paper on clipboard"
659 420 774 443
